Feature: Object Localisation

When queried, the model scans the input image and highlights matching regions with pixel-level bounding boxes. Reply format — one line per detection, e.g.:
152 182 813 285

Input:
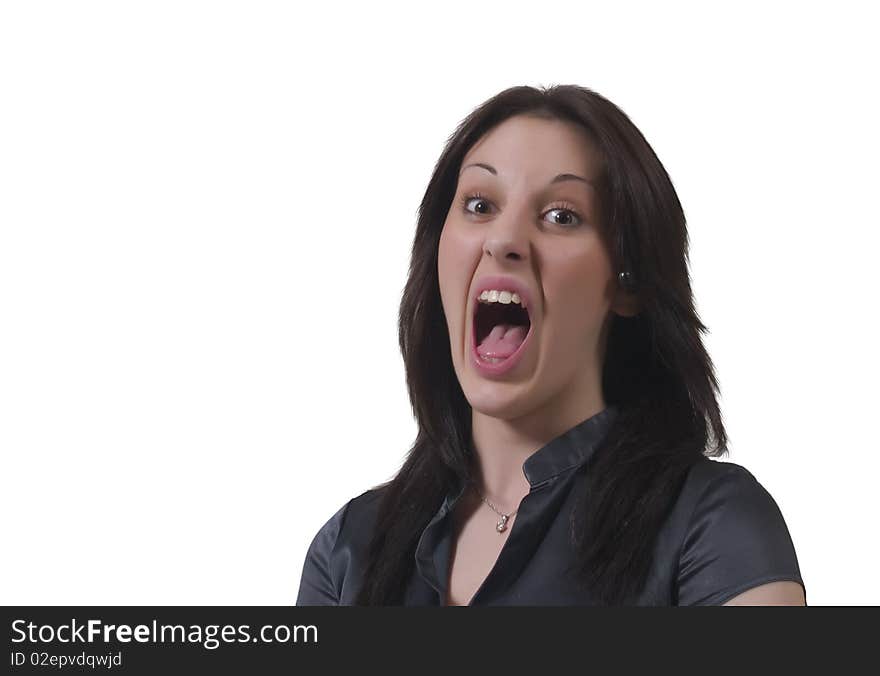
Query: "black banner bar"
2 607 873 673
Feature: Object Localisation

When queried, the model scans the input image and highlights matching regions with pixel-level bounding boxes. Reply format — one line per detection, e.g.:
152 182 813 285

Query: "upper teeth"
479 289 524 307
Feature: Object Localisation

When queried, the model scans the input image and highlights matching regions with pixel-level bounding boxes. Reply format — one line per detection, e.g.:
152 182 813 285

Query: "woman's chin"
462 378 538 420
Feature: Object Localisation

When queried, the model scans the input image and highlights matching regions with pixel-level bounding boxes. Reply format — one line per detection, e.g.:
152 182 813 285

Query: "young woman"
296 85 806 606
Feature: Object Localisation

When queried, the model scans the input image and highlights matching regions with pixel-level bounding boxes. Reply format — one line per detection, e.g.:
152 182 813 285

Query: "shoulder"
676 457 780 517
682 456 755 495
295 485 388 605
306 485 389 558
674 458 806 605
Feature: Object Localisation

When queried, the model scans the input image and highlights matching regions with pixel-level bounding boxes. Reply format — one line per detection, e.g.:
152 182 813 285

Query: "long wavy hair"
354 84 727 605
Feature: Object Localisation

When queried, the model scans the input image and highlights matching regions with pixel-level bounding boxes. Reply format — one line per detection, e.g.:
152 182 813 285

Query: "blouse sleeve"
676 464 806 606
295 500 351 606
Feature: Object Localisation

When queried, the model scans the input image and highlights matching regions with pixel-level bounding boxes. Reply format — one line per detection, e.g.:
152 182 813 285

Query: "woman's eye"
545 207 582 227
461 194 494 215
460 192 583 228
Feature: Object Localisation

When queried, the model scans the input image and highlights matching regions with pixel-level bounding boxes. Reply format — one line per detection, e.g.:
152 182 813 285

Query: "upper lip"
471 274 536 317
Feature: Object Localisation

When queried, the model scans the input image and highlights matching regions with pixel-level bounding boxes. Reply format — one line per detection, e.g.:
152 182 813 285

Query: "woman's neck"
468 387 606 508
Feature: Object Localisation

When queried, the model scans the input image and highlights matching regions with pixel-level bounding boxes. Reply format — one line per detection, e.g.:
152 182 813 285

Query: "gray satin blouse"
296 405 806 606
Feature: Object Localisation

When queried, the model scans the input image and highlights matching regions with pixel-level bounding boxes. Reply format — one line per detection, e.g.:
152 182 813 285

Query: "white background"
1 1 876 605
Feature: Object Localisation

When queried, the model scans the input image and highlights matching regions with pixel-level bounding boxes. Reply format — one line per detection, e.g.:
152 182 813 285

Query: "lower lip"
470 316 535 377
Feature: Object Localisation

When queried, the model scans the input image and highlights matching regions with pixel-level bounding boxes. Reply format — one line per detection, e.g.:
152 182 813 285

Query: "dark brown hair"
354 84 727 605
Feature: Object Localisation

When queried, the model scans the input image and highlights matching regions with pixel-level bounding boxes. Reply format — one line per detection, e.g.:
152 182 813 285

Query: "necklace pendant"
496 514 509 533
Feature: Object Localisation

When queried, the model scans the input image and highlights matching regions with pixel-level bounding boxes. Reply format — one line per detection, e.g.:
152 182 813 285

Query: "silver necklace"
472 483 519 533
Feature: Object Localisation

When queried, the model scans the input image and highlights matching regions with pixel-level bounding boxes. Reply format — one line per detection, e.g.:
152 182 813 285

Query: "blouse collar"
441 403 620 510
522 403 619 486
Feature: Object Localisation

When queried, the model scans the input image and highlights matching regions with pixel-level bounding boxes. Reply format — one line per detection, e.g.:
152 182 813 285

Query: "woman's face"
438 114 637 423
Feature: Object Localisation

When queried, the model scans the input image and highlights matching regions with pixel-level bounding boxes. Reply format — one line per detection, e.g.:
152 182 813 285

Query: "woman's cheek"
438 229 464 322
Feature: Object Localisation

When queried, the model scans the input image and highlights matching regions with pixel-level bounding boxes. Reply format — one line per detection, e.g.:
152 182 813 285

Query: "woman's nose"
482 210 531 262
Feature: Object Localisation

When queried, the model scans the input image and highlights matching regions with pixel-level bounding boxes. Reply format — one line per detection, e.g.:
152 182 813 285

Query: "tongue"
477 323 528 359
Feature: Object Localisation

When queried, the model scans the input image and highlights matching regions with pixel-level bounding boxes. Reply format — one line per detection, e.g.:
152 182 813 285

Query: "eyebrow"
459 162 594 186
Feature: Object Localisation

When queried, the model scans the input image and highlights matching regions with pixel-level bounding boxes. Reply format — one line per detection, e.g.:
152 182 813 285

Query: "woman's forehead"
461 115 603 184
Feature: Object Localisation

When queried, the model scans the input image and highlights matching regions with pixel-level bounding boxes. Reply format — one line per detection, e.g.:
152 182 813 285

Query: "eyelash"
459 191 584 228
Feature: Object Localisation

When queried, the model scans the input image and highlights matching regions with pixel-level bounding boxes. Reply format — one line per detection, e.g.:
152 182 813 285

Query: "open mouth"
473 298 532 364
